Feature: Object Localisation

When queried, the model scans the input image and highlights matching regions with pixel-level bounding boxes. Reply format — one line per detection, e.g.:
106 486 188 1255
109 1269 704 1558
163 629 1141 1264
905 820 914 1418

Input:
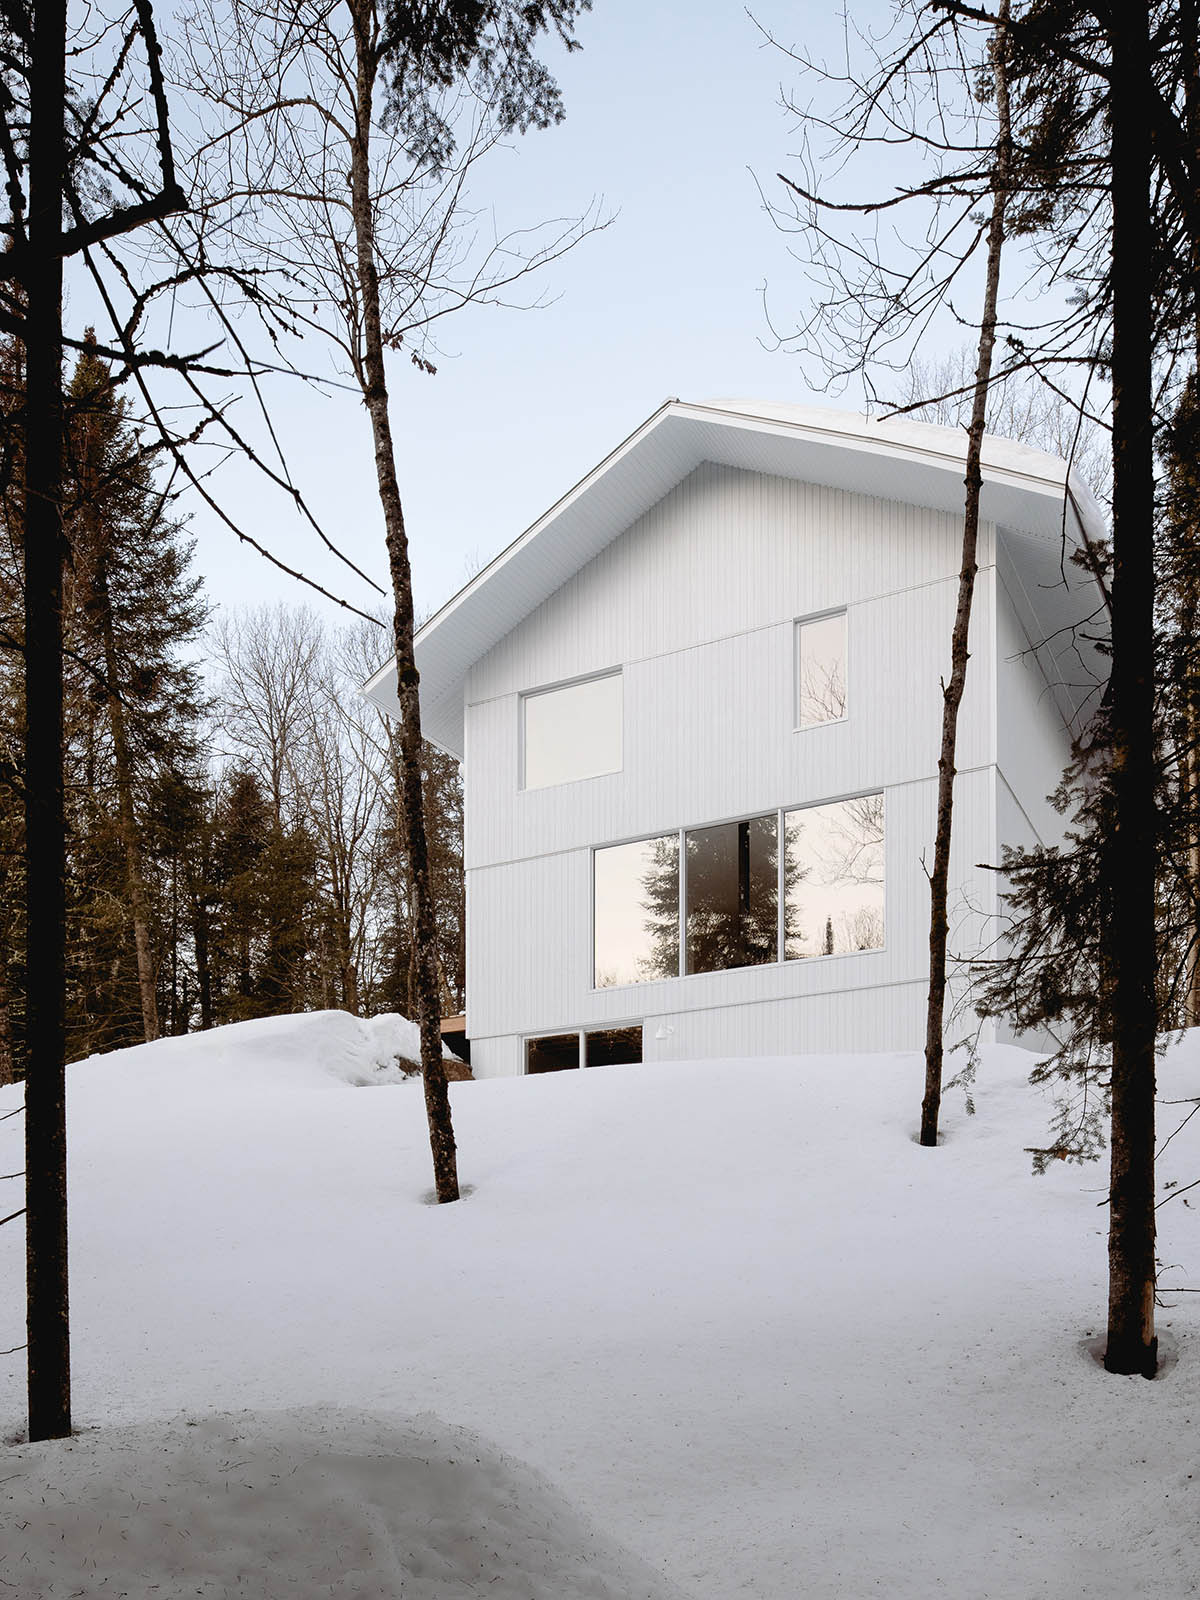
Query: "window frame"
591 827 680 990
519 666 623 792
782 791 886 962
589 789 885 991
524 1022 644 1074
793 607 849 732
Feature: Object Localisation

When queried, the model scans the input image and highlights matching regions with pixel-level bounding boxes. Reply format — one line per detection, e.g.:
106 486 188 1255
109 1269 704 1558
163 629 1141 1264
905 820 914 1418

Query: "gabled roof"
363 398 1109 756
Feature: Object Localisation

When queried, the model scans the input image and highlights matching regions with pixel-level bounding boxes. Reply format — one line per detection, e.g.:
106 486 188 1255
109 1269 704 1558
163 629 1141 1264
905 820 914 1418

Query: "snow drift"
1 1012 1199 1599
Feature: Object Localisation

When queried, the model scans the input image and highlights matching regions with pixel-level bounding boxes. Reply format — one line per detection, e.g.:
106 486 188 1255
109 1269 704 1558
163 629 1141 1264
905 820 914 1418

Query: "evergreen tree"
207 767 318 1022
59 338 208 1060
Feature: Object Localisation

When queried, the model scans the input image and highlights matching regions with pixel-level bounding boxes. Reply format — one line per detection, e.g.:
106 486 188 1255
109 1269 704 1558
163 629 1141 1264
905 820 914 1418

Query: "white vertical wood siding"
467 766 999 1075
459 461 1049 1075
994 576 1074 848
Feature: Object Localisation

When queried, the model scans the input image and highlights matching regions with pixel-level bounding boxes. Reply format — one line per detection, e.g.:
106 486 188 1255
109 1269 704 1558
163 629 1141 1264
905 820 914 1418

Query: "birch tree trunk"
347 0 458 1201
920 1 1011 1147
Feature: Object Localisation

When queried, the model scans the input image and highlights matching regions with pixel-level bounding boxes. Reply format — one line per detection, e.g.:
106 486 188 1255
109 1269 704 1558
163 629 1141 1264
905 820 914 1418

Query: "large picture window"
684 814 778 975
594 833 679 987
795 612 847 728
784 794 885 958
523 671 622 789
593 792 884 987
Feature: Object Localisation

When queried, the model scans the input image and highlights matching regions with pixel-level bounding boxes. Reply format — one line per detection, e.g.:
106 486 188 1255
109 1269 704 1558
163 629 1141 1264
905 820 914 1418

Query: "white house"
364 399 1106 1078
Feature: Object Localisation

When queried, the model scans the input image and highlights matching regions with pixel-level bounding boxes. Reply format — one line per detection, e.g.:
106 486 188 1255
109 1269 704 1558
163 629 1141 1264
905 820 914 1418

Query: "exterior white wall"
994 574 1073 849
460 461 1021 1076
988 575 1077 1049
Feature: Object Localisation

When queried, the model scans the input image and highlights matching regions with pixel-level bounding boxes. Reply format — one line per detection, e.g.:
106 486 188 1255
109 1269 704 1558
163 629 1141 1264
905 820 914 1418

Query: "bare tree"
896 348 1110 506
179 0 601 1202
766 0 1200 1376
214 606 324 831
763 3 1024 1141
9 0 189 1442
921 1 1012 1148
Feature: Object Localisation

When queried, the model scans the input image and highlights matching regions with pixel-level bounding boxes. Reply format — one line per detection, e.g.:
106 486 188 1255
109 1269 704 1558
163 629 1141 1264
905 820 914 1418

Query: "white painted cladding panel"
458 459 1035 1074
466 769 998 1060
465 463 994 709
464 464 997 873
994 577 1073 848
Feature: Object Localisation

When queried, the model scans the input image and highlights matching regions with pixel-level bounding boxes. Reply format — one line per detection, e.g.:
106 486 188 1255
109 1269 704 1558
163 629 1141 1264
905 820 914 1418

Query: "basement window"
585 1026 642 1068
526 1034 580 1074
526 1026 643 1073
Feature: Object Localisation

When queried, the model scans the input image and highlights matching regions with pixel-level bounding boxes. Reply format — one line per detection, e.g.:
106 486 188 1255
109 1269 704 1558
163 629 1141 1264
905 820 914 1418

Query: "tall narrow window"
523 671 622 789
594 834 679 986
685 814 778 975
784 794 884 959
795 612 847 728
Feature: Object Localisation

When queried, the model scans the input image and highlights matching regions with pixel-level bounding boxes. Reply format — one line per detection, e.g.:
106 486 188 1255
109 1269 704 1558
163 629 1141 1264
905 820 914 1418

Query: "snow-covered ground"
1 1010 1198 1599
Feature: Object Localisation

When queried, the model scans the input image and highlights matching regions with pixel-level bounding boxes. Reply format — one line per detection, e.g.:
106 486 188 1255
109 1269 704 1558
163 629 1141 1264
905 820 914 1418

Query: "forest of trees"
3 0 1198 1439
0 346 466 1086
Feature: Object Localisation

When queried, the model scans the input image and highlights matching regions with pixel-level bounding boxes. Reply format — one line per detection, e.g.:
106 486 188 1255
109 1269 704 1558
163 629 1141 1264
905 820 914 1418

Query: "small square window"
522 671 622 789
795 612 847 728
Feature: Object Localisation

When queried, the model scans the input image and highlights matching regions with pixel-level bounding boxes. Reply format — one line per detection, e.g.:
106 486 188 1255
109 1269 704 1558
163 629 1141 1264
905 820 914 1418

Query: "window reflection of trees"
638 816 803 978
798 652 847 726
684 816 785 975
797 614 848 727
595 793 884 986
638 834 681 980
785 795 885 959
593 835 678 988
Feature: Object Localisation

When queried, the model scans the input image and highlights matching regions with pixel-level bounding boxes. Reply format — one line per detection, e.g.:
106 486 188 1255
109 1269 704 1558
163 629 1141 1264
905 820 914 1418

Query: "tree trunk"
0 904 14 1088
93 552 161 1042
328 854 360 1015
1185 594 1200 1029
340 928 360 1015
347 0 457 1201
24 0 71 1440
1103 6 1158 1379
191 879 213 1031
1181 0 1200 1031
920 1 1011 1147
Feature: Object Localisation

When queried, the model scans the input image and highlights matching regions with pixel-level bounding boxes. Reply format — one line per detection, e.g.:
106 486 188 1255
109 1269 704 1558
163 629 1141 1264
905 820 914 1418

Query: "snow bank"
0 1407 680 1600
33 1008 458 1097
1 1018 1199 1599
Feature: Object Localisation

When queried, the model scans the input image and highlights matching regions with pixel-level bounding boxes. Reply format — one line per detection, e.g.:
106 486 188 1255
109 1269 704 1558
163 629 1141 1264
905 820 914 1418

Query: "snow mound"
0 1406 682 1600
2 1030 1199 1599
55 1009 457 1095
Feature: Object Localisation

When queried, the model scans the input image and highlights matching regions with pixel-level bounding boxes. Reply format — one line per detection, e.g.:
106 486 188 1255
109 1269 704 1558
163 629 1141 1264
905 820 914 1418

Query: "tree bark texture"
920 2 1011 1147
24 0 71 1439
1181 0 1200 1030
82 476 161 1044
347 0 458 1201
1104 5 1158 1379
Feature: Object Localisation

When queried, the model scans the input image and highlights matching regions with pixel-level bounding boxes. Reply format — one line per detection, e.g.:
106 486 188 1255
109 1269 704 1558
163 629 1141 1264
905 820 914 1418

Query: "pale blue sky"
131 0 975 641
